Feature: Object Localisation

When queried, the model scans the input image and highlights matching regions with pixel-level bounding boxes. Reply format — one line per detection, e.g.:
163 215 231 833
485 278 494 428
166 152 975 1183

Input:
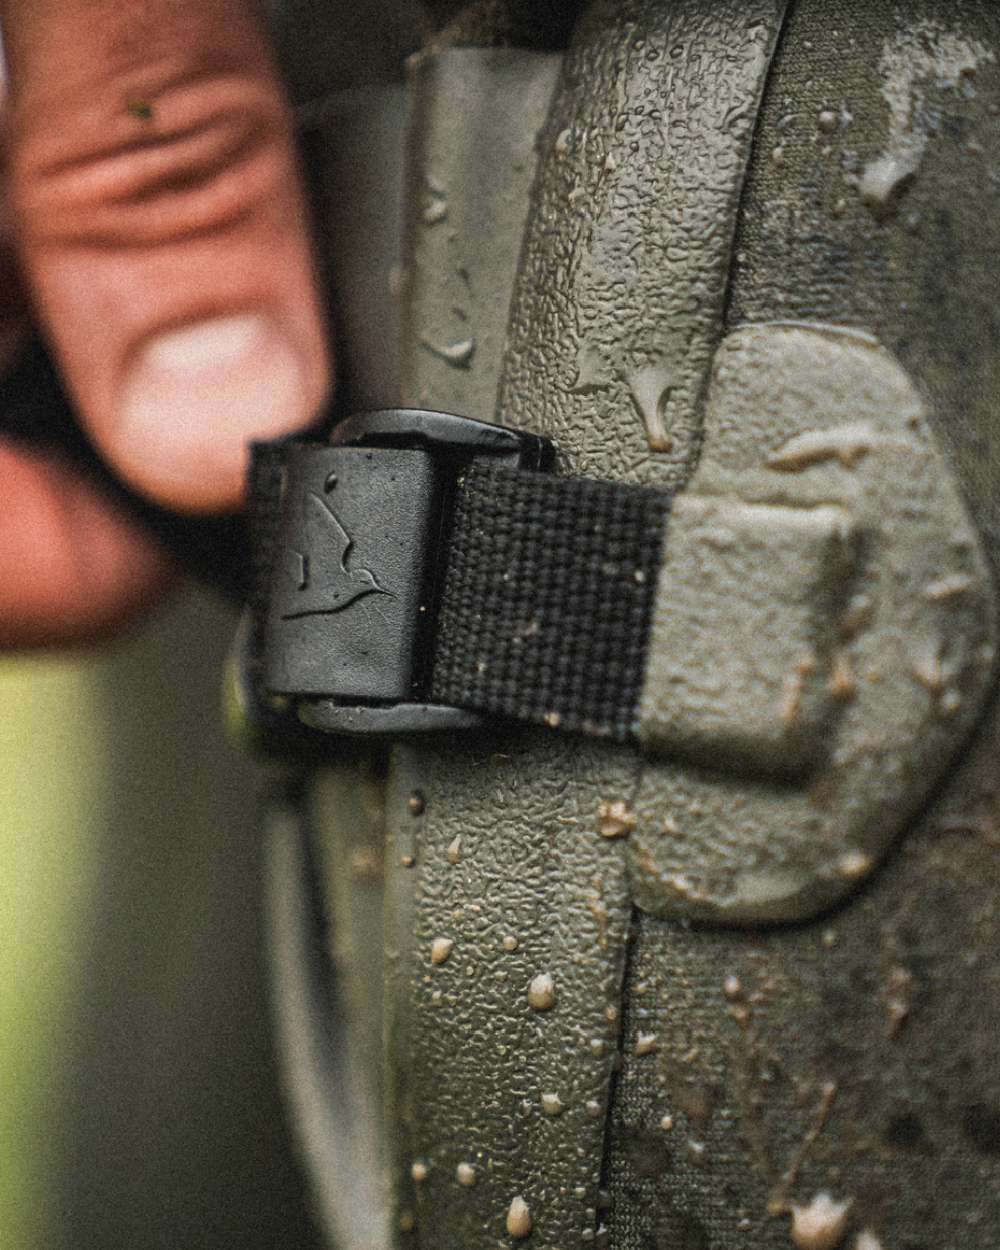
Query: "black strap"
432 463 668 740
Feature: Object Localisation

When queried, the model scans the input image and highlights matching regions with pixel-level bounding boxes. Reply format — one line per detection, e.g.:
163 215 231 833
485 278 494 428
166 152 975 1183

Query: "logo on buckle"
281 491 387 619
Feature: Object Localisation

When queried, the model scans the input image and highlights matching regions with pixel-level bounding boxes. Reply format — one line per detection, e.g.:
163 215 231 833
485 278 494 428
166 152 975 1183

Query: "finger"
0 76 175 648
1 0 331 512
0 443 175 649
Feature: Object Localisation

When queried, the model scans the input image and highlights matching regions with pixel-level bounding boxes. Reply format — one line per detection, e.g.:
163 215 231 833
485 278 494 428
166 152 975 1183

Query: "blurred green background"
0 587 321 1249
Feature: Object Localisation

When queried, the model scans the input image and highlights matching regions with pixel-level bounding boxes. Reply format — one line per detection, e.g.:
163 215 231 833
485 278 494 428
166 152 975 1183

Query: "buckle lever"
261 409 554 737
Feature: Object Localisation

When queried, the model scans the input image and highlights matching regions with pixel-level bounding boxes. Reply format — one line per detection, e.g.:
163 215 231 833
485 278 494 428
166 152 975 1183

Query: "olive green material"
279 44 569 1250
383 60 569 1239
278 2 1000 1248
606 783 1000 1249
386 731 636 1249
400 48 562 421
381 7 790 1249
311 763 389 1155
499 0 789 489
728 0 1000 586
634 324 997 924
299 85 409 414
640 494 857 780
610 2 1000 1246
388 47 630 1250
267 789 388 1250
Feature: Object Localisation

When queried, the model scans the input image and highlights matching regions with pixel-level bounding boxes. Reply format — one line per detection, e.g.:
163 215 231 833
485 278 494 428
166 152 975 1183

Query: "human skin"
0 0 331 647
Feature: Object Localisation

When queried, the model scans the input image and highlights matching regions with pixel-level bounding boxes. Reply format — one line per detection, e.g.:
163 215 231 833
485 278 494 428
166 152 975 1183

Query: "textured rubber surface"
291 3 1000 1249
384 7 791 1249
610 1 1000 1246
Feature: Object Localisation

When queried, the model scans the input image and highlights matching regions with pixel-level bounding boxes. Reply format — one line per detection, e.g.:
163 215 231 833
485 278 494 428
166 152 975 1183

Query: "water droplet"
506 1195 532 1239
860 154 918 219
883 965 913 1038
829 652 857 703
528 973 556 1011
572 341 610 393
626 364 674 452
854 1233 883 1250
422 197 448 225
729 1002 751 1029
431 937 455 965
926 573 974 601
420 336 475 369
789 1193 853 1250
837 850 872 879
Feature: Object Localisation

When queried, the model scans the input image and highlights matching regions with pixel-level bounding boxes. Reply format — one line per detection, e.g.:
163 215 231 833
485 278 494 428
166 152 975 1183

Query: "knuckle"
13 70 294 251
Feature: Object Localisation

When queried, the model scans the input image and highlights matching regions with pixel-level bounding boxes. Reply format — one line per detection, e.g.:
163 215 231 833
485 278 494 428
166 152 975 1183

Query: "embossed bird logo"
281 492 387 619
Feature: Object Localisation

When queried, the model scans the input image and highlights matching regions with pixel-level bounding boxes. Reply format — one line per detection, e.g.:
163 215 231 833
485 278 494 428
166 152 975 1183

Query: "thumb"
1 0 330 512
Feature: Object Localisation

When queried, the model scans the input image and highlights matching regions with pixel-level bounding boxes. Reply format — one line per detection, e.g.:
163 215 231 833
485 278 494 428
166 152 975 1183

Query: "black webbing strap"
431 463 668 740
248 423 671 743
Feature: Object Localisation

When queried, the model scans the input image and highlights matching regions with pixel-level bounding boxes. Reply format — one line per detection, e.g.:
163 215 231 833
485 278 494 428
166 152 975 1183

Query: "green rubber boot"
262 4 1000 1247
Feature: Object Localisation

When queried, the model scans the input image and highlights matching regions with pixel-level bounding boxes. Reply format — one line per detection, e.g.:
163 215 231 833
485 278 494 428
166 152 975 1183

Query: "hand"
0 0 331 647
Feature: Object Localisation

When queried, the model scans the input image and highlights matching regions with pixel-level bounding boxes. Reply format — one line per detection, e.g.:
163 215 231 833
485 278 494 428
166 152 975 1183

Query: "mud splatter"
598 800 637 839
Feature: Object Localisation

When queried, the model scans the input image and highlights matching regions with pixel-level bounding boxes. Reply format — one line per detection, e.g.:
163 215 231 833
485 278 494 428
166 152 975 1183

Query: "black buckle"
262 409 554 736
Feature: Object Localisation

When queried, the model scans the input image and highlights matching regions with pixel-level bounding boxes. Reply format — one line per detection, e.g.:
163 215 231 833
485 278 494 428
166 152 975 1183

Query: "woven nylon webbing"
430 463 670 740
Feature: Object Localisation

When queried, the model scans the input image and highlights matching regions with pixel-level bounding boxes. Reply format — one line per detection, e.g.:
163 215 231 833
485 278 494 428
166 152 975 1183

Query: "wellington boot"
260 4 1000 1248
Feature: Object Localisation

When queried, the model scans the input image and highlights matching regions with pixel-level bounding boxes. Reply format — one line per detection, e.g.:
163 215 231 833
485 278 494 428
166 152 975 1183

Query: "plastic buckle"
262 409 554 737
